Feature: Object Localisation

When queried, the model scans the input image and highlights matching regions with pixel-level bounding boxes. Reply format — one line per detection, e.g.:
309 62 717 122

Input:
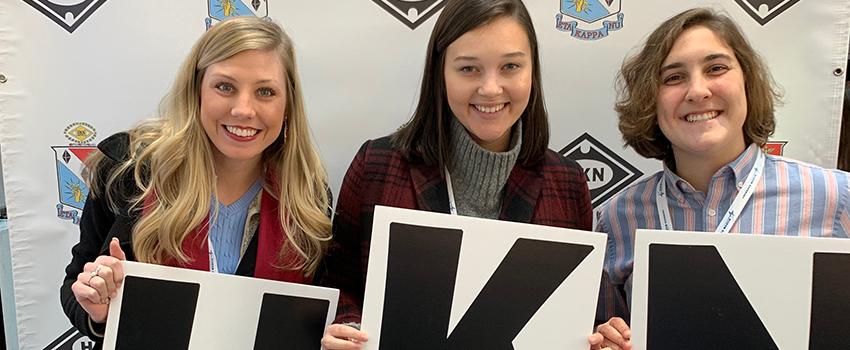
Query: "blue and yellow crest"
52 122 98 224
556 0 624 40
206 0 269 28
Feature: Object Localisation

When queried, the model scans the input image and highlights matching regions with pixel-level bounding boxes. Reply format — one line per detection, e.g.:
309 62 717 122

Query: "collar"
662 143 763 201
448 118 522 209
727 143 763 183
97 132 131 162
407 145 543 223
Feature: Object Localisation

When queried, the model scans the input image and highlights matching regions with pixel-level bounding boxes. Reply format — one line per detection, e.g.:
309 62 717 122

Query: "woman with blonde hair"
60 16 331 348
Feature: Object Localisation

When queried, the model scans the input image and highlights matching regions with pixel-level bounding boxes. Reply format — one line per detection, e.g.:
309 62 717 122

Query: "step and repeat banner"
0 0 847 348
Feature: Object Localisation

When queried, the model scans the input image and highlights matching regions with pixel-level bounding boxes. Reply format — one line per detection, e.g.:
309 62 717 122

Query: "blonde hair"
87 16 331 276
616 8 781 161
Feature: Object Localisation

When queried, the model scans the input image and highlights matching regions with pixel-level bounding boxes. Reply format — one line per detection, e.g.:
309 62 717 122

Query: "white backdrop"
0 0 847 348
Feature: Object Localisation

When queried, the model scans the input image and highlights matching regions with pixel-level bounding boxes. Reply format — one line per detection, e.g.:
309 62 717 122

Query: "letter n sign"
630 230 850 349
361 206 608 349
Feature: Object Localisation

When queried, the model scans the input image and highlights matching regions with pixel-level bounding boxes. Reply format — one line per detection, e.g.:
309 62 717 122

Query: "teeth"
474 103 506 114
685 111 718 122
225 125 258 137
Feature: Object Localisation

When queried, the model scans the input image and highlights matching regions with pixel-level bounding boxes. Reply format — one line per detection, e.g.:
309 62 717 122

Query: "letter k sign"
376 223 594 349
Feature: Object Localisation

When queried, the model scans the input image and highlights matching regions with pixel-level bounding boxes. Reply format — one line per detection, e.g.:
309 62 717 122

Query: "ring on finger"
87 265 102 285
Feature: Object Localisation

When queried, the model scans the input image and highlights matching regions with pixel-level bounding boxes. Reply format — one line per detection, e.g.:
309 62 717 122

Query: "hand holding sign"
70 238 126 323
589 316 631 350
321 324 369 350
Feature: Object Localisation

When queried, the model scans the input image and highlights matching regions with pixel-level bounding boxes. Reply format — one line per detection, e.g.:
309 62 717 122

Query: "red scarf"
150 190 309 284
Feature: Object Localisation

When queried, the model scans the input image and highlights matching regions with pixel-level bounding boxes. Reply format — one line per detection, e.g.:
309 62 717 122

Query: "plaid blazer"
318 136 592 324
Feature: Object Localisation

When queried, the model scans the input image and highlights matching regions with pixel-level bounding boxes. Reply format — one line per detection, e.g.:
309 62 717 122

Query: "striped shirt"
596 143 850 321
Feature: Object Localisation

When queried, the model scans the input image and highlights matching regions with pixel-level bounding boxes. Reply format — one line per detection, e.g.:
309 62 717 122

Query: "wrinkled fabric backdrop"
0 0 846 348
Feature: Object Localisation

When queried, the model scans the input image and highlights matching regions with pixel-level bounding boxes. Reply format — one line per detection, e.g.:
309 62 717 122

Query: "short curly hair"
615 7 781 161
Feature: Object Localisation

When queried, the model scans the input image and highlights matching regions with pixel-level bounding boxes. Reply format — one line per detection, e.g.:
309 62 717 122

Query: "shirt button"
708 209 717 216
737 181 744 189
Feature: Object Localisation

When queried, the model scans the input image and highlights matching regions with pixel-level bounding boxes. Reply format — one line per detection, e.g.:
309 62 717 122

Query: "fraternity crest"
735 0 800 25
23 0 107 33
372 0 445 30
206 0 269 29
52 122 98 225
556 0 624 40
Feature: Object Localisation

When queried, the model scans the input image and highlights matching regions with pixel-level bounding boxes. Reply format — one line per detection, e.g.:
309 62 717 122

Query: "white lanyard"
445 167 458 216
208 235 219 273
655 150 765 233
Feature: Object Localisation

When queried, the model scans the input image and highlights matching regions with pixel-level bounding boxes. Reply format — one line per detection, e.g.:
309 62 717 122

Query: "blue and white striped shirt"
596 143 850 321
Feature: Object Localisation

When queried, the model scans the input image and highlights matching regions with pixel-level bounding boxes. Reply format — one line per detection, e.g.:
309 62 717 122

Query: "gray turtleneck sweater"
448 117 522 219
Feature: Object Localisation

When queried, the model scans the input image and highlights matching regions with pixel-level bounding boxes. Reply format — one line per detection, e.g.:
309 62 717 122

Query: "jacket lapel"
499 161 543 223
254 190 307 283
408 157 451 214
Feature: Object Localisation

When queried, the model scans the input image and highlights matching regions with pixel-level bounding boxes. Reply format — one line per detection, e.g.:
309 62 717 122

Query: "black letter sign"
379 222 593 349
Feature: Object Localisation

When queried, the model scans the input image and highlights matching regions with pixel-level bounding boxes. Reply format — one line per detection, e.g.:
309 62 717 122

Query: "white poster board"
361 206 607 349
631 229 850 350
102 261 338 350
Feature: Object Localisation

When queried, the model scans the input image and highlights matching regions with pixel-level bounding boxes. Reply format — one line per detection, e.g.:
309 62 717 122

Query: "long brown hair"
391 0 548 169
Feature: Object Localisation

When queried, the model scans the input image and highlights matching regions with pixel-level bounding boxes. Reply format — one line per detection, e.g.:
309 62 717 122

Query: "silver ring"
87 265 102 285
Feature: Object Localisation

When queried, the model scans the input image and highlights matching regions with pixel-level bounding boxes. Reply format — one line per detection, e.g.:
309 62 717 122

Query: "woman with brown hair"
60 16 332 349
319 0 592 348
589 8 850 350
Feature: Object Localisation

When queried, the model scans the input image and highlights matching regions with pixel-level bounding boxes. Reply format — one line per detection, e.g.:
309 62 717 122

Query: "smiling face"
444 16 532 152
656 25 748 164
200 49 287 171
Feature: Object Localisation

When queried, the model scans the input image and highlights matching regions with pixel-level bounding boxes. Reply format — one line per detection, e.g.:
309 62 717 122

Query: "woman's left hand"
70 238 127 323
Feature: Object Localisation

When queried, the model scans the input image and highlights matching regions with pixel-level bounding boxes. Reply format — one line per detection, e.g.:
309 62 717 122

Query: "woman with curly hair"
590 8 850 350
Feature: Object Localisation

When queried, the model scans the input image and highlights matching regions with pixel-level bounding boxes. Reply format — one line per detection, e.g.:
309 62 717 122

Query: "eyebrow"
659 53 734 74
452 51 527 62
207 72 282 85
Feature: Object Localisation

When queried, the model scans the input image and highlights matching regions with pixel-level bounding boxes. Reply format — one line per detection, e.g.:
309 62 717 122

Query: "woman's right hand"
70 238 127 323
588 317 632 350
321 324 369 350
